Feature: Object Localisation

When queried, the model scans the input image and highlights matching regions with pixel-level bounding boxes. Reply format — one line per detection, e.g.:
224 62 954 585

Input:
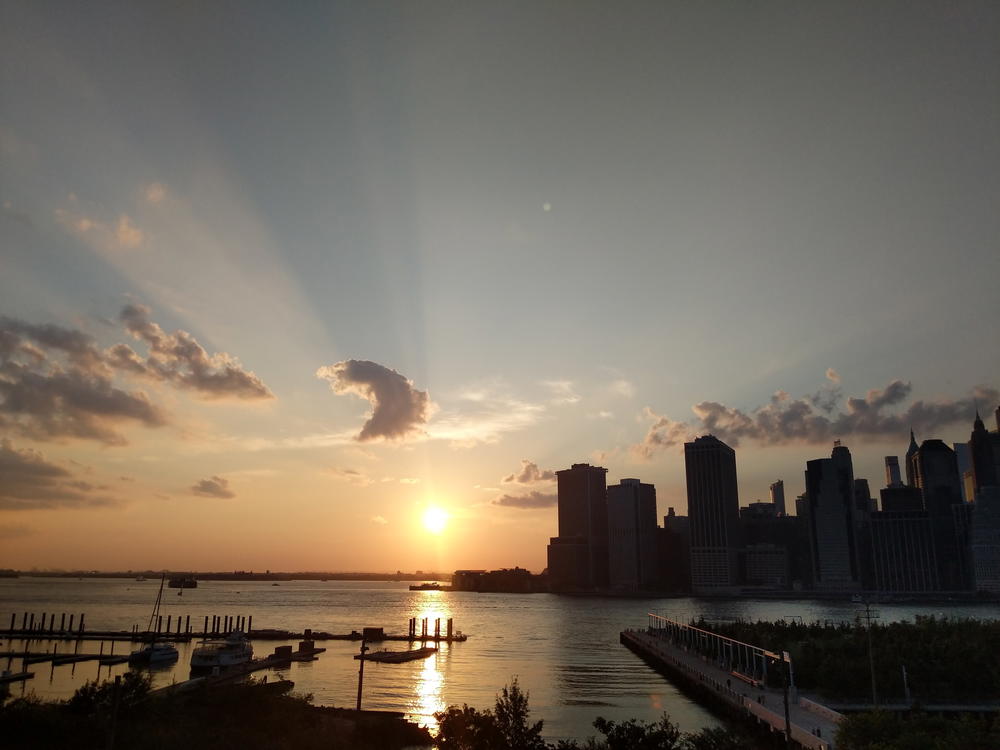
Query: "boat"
168 576 197 588
408 582 449 591
129 575 179 666
135 575 147 581
190 631 253 671
354 646 437 663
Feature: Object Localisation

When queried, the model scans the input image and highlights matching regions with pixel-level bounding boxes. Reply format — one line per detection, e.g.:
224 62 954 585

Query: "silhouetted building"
769 480 786 516
884 456 903 488
740 544 789 588
546 463 608 590
905 430 919 487
607 479 657 591
740 501 778 520
972 486 1000 593
452 567 546 593
685 435 741 592
970 411 999 496
803 443 861 590
869 510 939 592
657 508 691 592
912 439 967 590
880 484 923 512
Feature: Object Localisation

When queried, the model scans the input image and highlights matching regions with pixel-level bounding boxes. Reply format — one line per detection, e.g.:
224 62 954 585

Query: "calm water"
3 578 999 741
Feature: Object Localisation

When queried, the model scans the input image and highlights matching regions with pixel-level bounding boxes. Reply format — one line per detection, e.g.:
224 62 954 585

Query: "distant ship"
168 576 197 589
408 582 451 591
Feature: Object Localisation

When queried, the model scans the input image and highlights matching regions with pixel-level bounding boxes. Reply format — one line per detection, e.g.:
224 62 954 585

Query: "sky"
1 1 998 572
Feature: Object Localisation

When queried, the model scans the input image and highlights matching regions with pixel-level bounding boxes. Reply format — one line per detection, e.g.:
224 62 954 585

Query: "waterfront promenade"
622 621 842 749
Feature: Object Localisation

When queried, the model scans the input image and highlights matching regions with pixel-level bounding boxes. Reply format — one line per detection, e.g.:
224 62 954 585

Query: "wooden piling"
247 615 252 634
447 618 453 639
60 613 66 632
28 614 34 632
186 615 191 634
78 613 85 635
21 612 27 630
157 615 163 634
8 613 14 633
68 614 75 633
166 615 172 634
203 615 209 635
435 618 440 638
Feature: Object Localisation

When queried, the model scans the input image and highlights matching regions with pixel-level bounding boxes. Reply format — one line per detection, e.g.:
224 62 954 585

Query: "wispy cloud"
371 515 388 525
428 385 545 447
327 467 374 486
543 379 580 406
144 182 168 204
492 490 558 509
55 204 147 251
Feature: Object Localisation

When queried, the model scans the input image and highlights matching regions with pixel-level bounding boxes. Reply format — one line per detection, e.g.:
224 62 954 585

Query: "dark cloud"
634 379 999 458
316 359 430 442
190 475 235 499
502 460 556 484
492 491 558 509
0 439 117 509
0 304 271 444
120 304 272 400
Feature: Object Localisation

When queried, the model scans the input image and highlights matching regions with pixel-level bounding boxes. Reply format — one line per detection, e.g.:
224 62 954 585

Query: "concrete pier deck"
622 629 841 749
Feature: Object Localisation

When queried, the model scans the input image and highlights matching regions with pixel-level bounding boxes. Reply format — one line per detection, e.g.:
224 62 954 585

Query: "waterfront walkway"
622 627 842 749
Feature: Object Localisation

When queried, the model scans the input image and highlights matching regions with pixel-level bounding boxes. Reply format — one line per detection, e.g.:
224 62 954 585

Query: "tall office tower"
970 412 999 496
885 456 903 488
685 435 741 592
546 463 608 590
658 508 691 592
905 430 919 487
804 442 861 590
869 510 939 592
607 479 657 591
769 480 786 516
912 439 966 590
971 486 1000 593
954 442 973 501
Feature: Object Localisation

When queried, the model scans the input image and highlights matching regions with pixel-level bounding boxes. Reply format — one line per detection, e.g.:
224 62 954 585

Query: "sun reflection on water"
407 598 454 734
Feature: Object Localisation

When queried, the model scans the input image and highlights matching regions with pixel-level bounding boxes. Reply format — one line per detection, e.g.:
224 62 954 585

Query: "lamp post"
356 639 369 711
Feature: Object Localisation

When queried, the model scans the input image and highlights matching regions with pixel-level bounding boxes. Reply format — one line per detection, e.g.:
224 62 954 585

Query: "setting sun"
422 507 449 535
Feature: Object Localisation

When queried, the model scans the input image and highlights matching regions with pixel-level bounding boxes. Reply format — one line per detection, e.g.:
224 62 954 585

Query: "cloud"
428 386 545 447
316 359 431 442
327 467 374 486
492 491 558 509
55 207 146 251
0 522 36 539
190 475 235 499
144 182 168 204
120 304 272 400
371 515 388 525
1 305 269 444
826 368 841 384
0 439 118 510
609 379 636 398
399 477 420 484
543 380 580 405
502 460 556 484
632 378 999 458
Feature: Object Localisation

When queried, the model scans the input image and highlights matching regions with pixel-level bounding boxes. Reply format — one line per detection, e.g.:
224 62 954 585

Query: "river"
2 577 998 741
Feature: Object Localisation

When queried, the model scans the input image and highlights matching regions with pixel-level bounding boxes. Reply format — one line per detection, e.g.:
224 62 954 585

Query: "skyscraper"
804 442 861 590
685 435 741 592
769 480 786 516
607 479 657 591
912 439 967 589
905 430 919 487
970 411 999 497
546 463 608 590
884 456 903 488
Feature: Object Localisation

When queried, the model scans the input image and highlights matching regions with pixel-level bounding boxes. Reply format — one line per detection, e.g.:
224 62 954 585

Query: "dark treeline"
694 616 1000 703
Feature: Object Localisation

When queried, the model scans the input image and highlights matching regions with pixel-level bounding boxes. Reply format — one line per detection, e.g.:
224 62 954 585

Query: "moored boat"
190 631 253 671
354 646 437 663
129 574 179 666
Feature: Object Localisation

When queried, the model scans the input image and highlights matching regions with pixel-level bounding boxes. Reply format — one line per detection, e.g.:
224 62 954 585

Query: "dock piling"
247 615 252 634
68 615 75 633
78 613 85 635
447 618 453 639
435 618 440 638
166 615 172 634
60 613 66 632
204 616 208 635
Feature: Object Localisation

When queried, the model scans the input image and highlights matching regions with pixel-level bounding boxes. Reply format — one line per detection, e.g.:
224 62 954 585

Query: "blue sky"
1 1 998 570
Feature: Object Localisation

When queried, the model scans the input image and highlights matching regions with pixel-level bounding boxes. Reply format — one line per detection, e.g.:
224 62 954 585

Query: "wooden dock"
355 646 437 663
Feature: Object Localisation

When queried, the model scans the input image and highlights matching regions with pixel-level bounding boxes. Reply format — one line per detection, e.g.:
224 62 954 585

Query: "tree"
591 714 683 750
495 678 547 750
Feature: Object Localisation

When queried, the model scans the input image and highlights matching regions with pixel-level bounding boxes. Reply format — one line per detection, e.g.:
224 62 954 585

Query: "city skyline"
2 2 999 571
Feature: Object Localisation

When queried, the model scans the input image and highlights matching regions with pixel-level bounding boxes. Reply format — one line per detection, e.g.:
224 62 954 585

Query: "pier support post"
157 615 163 634
40 613 46 633
60 613 66 632
9 613 14 633
204 616 209 635
247 615 252 634
435 619 440 638
166 615 172 634
28 614 34 632
356 640 369 711
78 613 85 635
68 614 75 633
185 615 190 634
21 612 27 630
421 618 427 638
447 618 453 639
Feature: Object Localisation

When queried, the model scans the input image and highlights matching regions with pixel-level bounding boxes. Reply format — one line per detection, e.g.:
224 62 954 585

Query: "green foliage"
435 677 546 750
690 615 1000 702
835 711 1000 750
591 714 683 750
681 725 752 750
66 670 152 714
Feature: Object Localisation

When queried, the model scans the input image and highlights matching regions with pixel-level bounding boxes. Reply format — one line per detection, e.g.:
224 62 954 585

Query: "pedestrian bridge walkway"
622 615 842 749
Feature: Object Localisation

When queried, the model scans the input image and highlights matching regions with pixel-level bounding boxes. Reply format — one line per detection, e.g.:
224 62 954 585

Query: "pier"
622 614 842 749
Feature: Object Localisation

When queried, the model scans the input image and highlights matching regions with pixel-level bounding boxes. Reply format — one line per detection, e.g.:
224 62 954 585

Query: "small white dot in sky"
542 202 552 212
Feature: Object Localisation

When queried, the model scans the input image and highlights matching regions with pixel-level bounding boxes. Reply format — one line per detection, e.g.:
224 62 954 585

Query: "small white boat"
130 574 179 666
129 642 179 666
190 631 253 670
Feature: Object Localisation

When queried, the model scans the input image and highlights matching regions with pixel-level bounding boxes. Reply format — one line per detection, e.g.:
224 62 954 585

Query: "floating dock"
354 646 437 663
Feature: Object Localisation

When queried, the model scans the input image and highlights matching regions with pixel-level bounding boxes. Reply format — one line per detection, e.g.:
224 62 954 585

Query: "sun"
422 507 449 535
